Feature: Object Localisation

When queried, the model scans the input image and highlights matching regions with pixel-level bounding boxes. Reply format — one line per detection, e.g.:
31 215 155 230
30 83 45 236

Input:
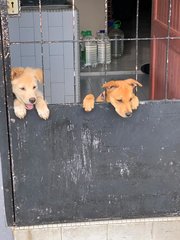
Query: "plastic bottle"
84 30 97 67
97 30 111 64
109 20 124 58
80 31 86 67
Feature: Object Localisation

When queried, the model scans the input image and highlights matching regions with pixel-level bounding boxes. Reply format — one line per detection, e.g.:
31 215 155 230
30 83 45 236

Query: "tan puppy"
11 67 50 120
83 79 142 118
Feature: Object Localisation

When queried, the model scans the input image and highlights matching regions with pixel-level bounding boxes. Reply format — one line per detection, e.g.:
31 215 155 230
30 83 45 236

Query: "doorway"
80 0 152 101
151 0 180 100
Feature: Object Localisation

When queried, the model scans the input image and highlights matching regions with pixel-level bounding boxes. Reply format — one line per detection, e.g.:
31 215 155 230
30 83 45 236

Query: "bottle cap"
81 31 85 36
113 20 121 29
99 30 105 33
85 30 92 36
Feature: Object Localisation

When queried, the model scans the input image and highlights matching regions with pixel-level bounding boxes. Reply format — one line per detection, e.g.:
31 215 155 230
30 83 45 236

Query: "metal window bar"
0 0 16 225
38 0 45 97
72 0 77 103
165 0 172 100
135 0 139 81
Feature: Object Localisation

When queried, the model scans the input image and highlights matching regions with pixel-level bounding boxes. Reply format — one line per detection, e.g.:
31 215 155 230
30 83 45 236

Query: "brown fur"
11 67 50 120
83 79 142 118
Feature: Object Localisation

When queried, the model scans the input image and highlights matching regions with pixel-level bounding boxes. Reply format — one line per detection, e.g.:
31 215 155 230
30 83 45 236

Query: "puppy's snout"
126 112 132 117
29 97 36 104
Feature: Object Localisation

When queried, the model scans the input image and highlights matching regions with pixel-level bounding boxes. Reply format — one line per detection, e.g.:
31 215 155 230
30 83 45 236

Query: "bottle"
97 30 111 64
84 30 97 67
109 20 124 58
80 31 86 67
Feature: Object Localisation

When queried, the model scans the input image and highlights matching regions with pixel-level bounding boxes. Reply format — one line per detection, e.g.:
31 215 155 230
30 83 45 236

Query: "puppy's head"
11 67 43 110
102 79 142 118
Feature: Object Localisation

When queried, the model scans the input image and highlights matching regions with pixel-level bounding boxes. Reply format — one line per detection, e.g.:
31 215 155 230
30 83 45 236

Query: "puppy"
11 67 50 120
83 79 142 118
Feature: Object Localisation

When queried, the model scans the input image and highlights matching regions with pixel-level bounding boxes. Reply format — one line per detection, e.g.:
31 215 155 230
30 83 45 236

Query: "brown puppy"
83 79 142 118
11 67 50 120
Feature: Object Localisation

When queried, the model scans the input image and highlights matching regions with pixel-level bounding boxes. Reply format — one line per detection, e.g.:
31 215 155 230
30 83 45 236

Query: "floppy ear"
96 91 106 102
126 79 142 88
102 81 119 89
11 67 25 80
33 68 43 84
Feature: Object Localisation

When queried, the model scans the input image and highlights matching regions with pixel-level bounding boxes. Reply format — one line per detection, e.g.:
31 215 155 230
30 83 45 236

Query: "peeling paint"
10 118 15 123
116 162 130 176
67 123 74 131
92 136 100 150
5 101 180 225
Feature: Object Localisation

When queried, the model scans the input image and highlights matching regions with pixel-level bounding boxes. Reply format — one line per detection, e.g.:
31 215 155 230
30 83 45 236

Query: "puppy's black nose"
126 112 132 117
29 97 36 104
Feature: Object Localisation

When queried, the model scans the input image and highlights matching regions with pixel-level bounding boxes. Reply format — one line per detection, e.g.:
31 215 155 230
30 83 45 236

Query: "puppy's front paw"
131 96 139 110
37 106 50 120
83 94 95 112
14 106 27 119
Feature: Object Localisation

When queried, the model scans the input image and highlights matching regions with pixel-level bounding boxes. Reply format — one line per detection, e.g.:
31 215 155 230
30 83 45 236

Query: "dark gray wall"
9 101 180 226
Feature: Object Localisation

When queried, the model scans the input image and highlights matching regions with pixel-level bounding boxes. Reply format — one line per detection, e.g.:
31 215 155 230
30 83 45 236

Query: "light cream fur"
11 67 50 120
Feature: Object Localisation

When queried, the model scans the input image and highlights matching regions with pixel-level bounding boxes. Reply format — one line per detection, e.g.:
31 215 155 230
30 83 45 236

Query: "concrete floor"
13 217 180 240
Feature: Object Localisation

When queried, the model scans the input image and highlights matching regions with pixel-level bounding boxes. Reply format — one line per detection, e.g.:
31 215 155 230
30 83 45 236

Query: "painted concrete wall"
0 157 14 240
75 0 105 36
1 151 180 240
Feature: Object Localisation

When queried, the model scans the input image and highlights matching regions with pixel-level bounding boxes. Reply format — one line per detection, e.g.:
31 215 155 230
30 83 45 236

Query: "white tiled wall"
13 217 180 240
8 7 80 104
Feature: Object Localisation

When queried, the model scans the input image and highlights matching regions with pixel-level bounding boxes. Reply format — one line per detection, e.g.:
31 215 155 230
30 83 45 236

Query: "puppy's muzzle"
125 112 132 118
29 97 36 104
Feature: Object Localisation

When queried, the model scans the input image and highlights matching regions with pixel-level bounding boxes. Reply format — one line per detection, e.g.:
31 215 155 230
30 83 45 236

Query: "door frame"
0 0 15 226
150 0 180 99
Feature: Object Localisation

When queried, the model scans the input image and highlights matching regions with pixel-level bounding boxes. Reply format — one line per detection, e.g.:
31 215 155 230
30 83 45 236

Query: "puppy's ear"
102 81 119 89
34 68 43 84
96 91 106 102
11 67 25 80
126 79 143 88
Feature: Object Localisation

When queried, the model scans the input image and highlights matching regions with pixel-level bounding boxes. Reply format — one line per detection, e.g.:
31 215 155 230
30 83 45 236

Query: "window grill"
3 0 180 103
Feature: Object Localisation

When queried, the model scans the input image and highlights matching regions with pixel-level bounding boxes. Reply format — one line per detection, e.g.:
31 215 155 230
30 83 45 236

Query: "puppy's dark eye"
130 98 133 101
20 87 25 91
117 99 122 102
33 86 37 89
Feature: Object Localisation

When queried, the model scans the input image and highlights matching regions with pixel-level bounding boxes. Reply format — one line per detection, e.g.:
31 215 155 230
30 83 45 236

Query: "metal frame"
0 0 15 225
